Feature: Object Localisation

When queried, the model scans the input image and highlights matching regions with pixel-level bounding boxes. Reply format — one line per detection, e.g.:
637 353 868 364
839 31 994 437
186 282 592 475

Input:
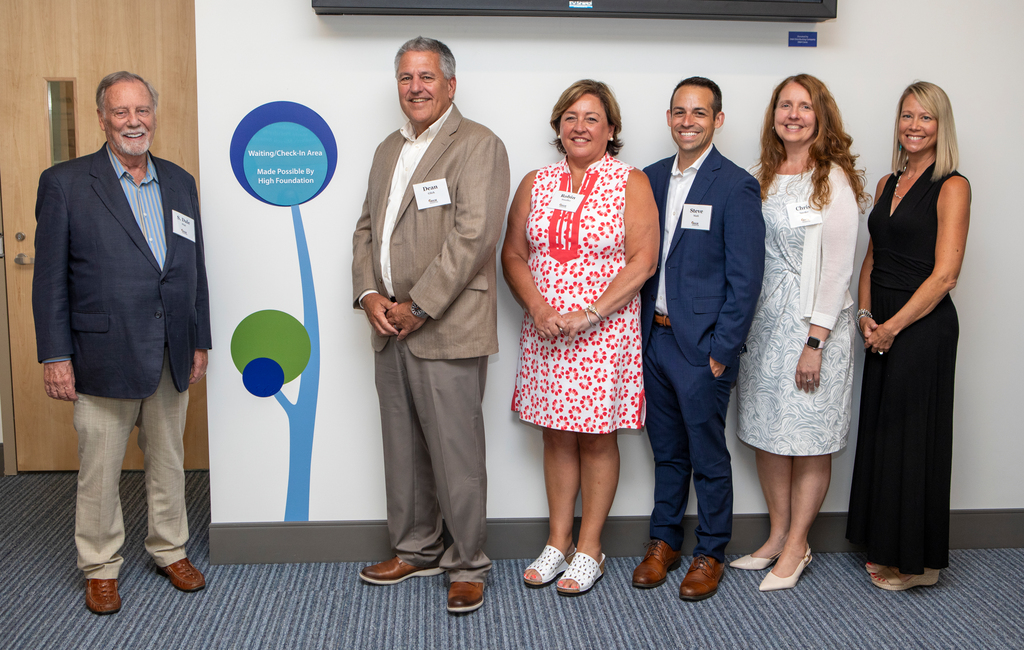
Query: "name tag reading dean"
551 190 585 213
680 204 712 231
171 210 195 242
413 178 452 210
787 202 822 228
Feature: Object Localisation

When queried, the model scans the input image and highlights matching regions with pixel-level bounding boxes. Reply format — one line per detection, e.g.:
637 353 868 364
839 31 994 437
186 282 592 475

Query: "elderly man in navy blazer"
631 77 765 601
32 71 211 615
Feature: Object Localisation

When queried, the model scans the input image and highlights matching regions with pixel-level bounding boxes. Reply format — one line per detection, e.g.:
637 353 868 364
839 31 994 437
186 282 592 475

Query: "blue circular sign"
242 123 329 206
230 102 337 206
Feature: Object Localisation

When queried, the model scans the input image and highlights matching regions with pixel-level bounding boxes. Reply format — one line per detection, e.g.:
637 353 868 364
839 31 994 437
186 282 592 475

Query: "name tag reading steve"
413 178 451 210
171 210 195 242
680 204 712 231
787 202 822 228
551 190 584 213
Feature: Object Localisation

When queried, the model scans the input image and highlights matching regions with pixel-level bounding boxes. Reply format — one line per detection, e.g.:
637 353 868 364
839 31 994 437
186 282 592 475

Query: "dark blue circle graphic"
229 101 338 206
242 357 286 397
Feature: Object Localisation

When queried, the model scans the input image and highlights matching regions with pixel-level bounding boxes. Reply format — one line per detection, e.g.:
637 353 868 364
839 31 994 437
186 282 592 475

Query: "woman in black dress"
846 81 971 591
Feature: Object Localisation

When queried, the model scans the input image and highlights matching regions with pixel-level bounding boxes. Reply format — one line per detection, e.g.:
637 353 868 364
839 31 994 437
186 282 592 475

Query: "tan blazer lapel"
396 105 463 222
372 134 406 245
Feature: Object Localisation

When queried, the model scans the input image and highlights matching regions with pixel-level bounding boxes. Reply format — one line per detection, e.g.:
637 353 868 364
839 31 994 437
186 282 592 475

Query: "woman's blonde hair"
892 81 959 180
755 74 870 212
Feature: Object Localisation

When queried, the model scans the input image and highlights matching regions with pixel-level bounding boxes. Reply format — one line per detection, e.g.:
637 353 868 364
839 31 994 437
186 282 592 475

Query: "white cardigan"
799 166 861 331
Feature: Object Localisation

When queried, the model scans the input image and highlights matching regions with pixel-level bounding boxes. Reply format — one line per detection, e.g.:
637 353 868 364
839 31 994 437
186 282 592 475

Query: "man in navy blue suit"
33 71 211 615
631 77 764 601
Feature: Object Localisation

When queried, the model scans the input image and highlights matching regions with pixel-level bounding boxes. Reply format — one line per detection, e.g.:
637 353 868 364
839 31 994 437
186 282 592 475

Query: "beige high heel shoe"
759 547 812 592
729 549 782 570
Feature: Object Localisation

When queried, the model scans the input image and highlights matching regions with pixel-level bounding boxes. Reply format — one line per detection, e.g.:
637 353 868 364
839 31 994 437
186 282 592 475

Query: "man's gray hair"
95 71 159 113
394 37 456 80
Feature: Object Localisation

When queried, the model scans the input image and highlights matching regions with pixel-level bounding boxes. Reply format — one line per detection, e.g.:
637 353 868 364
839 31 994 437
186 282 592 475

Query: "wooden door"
0 0 208 471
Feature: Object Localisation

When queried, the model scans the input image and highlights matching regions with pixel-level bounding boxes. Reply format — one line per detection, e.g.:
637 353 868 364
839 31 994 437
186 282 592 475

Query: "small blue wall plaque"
789 32 818 47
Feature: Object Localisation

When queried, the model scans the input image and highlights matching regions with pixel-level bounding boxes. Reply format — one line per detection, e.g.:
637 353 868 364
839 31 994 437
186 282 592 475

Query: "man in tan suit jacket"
351 37 510 614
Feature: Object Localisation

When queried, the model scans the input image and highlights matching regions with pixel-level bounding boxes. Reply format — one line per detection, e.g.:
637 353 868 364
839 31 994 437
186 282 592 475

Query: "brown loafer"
632 539 682 588
447 581 484 614
159 558 206 592
85 578 121 615
679 555 724 601
359 556 445 585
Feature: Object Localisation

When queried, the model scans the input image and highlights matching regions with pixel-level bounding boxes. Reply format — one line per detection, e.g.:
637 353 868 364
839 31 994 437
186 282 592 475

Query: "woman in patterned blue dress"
733 75 869 591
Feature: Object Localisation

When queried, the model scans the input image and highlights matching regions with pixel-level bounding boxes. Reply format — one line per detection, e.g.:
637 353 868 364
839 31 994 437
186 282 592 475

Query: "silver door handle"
14 253 34 265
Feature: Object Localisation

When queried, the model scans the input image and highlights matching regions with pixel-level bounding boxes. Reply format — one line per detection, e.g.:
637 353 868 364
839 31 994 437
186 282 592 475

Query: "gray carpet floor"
1 471 1022 649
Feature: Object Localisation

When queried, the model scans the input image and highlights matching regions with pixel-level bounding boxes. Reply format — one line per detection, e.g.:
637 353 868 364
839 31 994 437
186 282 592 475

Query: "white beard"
113 132 151 157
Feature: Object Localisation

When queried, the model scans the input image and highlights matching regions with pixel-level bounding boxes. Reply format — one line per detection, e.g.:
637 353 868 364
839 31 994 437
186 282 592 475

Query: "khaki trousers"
73 352 190 579
375 339 491 583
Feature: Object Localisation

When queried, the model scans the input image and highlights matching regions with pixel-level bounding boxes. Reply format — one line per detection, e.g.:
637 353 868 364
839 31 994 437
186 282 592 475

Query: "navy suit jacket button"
155 311 163 319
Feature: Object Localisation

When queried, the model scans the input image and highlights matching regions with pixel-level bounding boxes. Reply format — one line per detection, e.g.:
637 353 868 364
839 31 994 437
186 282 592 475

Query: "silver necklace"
893 171 907 200
893 167 920 200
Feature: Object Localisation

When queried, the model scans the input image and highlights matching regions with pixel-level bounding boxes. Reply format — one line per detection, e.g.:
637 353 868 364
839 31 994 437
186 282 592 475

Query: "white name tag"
551 190 584 213
413 178 452 210
787 202 822 228
171 210 195 242
680 204 712 231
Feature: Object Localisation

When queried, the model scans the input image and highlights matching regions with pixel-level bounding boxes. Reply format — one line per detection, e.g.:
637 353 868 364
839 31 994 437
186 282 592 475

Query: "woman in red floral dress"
502 80 659 595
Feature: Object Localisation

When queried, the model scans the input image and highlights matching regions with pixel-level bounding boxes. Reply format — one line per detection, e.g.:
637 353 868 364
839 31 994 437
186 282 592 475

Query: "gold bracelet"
585 304 604 322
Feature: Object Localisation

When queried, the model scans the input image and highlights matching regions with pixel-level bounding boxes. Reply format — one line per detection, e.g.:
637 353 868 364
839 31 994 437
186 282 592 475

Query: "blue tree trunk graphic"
274 205 320 522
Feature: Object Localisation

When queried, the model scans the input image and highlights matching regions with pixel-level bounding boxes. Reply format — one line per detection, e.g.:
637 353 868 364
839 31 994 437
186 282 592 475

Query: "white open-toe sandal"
523 545 575 587
556 552 605 596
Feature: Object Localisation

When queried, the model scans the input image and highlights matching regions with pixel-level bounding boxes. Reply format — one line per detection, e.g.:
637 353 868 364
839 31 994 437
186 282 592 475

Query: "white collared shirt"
656 144 715 315
376 104 454 299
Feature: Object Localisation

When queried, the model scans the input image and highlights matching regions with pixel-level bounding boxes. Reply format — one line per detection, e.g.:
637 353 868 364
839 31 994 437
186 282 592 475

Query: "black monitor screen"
312 0 838 22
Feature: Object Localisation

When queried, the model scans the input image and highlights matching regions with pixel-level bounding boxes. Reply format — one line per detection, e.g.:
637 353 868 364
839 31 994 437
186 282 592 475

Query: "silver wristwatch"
410 301 428 319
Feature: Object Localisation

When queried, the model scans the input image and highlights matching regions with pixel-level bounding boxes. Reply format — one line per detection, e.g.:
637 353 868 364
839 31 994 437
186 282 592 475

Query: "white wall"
197 0 1024 524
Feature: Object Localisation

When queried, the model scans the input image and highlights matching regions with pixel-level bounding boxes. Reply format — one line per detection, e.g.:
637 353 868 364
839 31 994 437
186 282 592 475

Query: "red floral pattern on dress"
511 155 645 434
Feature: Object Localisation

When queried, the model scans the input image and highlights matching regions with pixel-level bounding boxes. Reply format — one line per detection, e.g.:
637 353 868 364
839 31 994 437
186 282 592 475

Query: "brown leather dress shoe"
447 581 484 614
159 558 206 592
85 578 121 615
359 556 445 585
679 555 724 601
632 539 683 588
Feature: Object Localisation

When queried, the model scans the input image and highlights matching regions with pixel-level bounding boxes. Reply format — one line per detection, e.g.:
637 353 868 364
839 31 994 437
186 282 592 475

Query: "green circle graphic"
230 310 311 383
